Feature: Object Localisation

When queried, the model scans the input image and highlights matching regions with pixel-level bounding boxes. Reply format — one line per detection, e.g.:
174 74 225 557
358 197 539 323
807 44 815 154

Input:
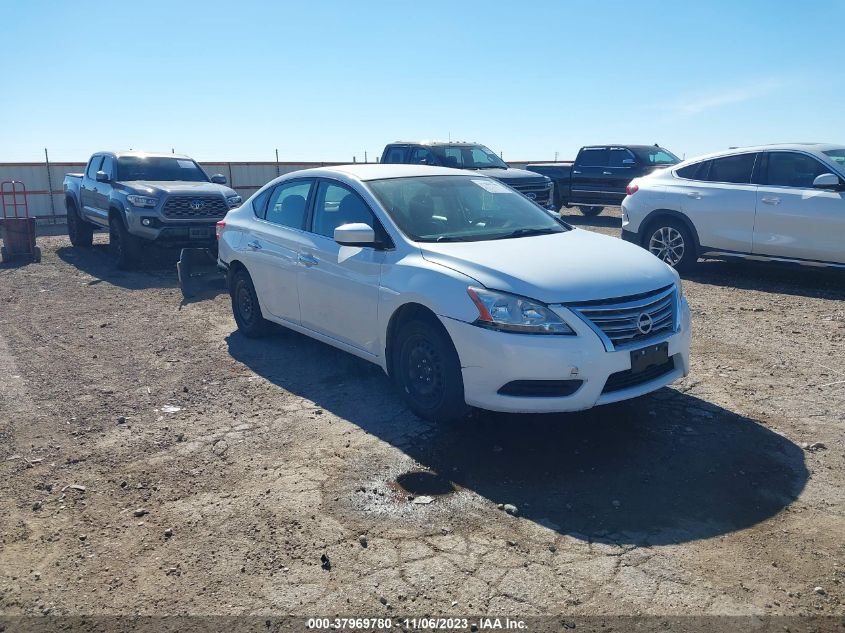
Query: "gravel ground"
0 207 843 620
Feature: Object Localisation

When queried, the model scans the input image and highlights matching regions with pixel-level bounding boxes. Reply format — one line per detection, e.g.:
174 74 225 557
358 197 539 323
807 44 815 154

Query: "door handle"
602 171 612 175
686 191 702 199
572 170 581 174
247 240 262 250
298 253 318 267
761 196 781 205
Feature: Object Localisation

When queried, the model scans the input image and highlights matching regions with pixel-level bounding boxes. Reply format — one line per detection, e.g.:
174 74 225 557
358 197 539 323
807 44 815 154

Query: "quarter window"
311 182 376 239
706 154 756 184
251 187 271 217
676 161 710 181
264 180 313 229
765 152 828 188
577 148 609 167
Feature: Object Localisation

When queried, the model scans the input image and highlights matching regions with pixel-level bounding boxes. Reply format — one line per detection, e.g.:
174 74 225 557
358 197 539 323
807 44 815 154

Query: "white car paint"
622 143 845 267
218 164 691 414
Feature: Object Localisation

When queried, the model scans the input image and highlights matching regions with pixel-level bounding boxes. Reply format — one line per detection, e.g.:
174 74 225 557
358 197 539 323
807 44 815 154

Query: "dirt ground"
0 206 843 621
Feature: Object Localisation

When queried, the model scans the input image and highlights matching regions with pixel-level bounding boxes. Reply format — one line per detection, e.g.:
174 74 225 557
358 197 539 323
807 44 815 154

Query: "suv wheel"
67 201 94 248
578 206 604 216
645 218 696 270
231 268 271 337
393 318 468 423
109 214 140 269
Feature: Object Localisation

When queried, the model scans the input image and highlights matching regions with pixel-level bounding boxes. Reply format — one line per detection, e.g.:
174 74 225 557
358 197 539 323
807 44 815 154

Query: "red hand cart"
0 180 41 263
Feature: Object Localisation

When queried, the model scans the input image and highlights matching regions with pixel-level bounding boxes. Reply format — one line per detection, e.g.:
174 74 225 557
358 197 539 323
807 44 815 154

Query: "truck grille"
503 179 552 204
162 195 228 219
566 284 677 351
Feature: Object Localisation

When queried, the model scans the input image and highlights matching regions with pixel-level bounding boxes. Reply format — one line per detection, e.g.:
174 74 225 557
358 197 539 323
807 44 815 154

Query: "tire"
0 246 7 263
644 217 697 271
393 318 468 423
578 206 604 216
32 246 41 263
66 200 94 248
230 268 272 338
109 213 141 269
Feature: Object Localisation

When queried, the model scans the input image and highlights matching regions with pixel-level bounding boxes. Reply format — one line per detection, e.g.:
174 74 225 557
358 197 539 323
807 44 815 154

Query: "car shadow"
684 258 845 301
56 244 226 303
559 210 622 229
226 327 808 546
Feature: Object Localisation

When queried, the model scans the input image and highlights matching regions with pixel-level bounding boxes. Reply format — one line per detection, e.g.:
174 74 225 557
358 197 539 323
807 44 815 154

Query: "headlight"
127 195 158 208
467 287 575 335
226 195 242 208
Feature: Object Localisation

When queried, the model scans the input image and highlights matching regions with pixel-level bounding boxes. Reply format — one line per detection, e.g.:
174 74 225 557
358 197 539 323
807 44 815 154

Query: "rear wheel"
66 200 93 248
578 205 604 216
645 218 696 270
231 268 272 338
393 318 468 423
109 213 141 269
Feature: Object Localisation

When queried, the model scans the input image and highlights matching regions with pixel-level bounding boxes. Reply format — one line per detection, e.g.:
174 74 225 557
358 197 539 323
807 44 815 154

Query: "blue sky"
1 0 842 162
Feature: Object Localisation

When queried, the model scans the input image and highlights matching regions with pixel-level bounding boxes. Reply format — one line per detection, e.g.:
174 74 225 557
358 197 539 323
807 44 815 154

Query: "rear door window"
706 154 757 184
764 152 828 188
408 146 436 165
263 179 314 229
577 148 609 167
382 146 408 164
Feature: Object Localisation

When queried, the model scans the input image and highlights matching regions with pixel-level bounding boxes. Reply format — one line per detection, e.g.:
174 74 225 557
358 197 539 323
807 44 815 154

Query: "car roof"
388 140 482 147
106 151 195 160
288 164 477 181
682 143 843 163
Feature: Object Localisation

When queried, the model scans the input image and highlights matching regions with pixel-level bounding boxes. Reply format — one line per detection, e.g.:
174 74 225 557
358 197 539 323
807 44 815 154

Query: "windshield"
367 175 569 243
116 157 209 182
429 145 508 170
632 147 681 166
822 149 845 168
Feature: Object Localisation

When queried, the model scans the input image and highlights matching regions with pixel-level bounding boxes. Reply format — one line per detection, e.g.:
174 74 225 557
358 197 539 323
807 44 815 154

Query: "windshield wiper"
491 227 561 240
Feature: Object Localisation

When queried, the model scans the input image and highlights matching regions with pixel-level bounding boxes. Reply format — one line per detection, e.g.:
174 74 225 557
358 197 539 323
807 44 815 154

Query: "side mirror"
95 170 109 182
813 173 841 189
211 174 227 184
334 222 376 247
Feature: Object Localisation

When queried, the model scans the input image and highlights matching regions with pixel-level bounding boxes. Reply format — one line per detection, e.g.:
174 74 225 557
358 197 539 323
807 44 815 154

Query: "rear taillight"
215 220 225 240
626 184 639 196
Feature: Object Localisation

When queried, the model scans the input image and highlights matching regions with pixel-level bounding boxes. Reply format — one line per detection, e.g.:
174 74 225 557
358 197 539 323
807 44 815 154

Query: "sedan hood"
419 229 676 304
118 180 237 197
472 167 548 182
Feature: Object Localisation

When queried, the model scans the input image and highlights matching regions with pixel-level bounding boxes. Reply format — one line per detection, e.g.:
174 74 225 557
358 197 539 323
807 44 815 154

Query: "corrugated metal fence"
0 159 538 223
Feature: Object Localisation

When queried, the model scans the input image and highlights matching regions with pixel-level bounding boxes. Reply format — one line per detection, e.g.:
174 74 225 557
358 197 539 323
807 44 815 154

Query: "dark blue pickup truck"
526 145 680 216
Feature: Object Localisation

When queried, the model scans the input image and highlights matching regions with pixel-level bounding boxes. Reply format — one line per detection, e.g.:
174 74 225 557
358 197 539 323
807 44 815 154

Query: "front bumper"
127 215 219 247
621 228 640 244
440 298 691 413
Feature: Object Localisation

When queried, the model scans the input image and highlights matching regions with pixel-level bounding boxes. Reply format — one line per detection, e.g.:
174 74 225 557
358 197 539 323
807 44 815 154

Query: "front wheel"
645 218 696 270
109 214 141 269
578 206 604 216
393 319 468 423
230 268 272 338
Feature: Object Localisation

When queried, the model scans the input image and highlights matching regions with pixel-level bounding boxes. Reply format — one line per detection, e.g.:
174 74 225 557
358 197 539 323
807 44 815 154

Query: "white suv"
621 143 845 270
217 164 690 422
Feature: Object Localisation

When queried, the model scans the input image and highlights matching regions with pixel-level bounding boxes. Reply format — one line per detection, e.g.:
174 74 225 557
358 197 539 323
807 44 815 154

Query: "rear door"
677 153 759 253
607 148 638 203
242 178 316 324
571 147 609 205
297 179 385 355
753 151 844 264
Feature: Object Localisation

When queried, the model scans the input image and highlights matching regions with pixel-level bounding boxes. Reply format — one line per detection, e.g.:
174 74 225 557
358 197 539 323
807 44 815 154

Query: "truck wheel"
578 206 604 216
66 201 93 248
0 246 8 263
32 246 41 263
644 218 697 271
393 318 469 423
231 268 272 338
109 214 140 269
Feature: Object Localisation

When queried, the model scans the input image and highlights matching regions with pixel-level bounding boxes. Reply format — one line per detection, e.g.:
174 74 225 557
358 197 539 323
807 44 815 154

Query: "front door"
753 151 845 264
297 180 384 355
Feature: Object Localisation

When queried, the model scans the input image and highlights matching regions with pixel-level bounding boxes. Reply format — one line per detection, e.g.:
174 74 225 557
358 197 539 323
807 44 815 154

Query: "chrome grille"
566 284 677 351
162 195 228 219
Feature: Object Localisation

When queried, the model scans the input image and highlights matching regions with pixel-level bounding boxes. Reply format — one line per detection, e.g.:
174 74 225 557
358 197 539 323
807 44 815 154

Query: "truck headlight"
127 195 158 208
226 195 242 208
467 287 575 335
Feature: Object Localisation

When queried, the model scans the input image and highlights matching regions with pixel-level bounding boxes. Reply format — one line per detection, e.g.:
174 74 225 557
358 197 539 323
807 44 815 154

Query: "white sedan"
217 165 690 421
621 143 845 269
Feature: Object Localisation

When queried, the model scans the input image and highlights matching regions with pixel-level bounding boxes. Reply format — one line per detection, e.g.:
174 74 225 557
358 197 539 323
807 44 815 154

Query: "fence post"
44 147 57 224
275 149 280 176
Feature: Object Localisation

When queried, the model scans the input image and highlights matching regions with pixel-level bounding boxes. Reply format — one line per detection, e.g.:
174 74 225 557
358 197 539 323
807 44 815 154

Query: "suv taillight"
626 184 639 196
215 220 225 240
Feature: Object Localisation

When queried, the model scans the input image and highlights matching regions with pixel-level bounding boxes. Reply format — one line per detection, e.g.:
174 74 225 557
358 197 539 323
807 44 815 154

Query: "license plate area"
189 227 212 239
630 342 669 373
